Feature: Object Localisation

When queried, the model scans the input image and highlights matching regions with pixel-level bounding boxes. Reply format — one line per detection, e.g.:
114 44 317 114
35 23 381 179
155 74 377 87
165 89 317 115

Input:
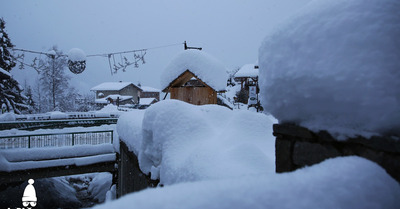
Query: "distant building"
233 64 260 105
139 86 160 101
234 64 259 90
91 81 142 107
137 97 158 109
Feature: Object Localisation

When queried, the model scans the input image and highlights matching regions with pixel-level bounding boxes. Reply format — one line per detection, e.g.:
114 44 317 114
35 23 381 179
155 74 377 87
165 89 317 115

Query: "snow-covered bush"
259 0 400 139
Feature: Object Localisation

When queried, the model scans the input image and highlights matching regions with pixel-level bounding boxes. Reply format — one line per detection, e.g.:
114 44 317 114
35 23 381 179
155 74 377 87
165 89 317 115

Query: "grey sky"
1 0 311 93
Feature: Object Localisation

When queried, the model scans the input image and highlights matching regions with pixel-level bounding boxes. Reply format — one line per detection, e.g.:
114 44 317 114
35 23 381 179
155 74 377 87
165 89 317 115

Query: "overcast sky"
1 0 311 94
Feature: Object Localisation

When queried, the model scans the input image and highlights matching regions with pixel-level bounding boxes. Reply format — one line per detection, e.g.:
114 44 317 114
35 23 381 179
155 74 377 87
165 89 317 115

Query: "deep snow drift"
96 99 400 208
118 100 275 185
258 0 400 139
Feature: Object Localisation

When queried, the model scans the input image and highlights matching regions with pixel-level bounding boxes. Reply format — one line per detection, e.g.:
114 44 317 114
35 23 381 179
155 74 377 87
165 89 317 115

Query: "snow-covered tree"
0 18 29 114
38 45 73 112
23 84 35 113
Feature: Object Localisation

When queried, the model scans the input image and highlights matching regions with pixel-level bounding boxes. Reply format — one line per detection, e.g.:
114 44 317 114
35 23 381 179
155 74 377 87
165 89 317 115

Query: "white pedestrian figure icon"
22 179 37 208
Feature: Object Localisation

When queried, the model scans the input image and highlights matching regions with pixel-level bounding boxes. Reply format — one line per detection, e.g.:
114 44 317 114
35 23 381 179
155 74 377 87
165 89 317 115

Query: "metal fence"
0 130 114 149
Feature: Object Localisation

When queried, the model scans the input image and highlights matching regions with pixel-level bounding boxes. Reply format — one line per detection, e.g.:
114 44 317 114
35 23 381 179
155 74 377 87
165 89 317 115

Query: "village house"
234 64 259 105
90 81 142 107
161 50 228 105
139 86 160 101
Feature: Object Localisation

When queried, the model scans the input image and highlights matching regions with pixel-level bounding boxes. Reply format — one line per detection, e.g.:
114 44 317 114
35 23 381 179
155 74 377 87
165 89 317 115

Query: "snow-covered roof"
91 82 141 91
235 64 258 78
140 86 160 92
95 95 133 104
161 50 228 92
139 98 158 105
258 0 400 139
106 95 133 101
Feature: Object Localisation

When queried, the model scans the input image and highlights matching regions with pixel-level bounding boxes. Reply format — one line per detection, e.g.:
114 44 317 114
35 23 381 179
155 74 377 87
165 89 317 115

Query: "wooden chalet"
163 70 225 105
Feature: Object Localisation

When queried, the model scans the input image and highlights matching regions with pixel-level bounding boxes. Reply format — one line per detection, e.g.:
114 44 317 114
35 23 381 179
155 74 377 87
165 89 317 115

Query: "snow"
47 49 56 56
0 124 116 137
94 156 400 209
95 95 133 105
91 82 141 91
95 104 124 117
116 109 146 155
118 99 275 185
139 98 157 105
68 48 86 62
140 86 160 92
0 144 115 172
235 64 258 78
48 111 67 119
161 50 228 92
0 112 16 121
0 67 11 77
88 172 113 203
258 0 400 139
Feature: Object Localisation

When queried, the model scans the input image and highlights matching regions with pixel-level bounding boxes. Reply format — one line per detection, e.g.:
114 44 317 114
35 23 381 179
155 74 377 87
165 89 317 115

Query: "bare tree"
38 46 72 112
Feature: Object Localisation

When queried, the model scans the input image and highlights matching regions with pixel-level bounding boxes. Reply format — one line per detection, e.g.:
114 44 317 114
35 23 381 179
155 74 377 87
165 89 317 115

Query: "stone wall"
273 123 400 183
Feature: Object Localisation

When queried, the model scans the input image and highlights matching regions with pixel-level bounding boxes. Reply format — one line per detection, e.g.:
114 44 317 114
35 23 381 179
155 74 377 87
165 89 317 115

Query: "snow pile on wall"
161 50 228 91
117 109 146 155
94 156 400 209
258 0 400 139
48 111 68 119
117 99 275 185
0 112 16 121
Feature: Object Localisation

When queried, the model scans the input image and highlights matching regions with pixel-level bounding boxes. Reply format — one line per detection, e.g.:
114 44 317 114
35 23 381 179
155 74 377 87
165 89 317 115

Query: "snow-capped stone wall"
258 0 400 139
273 123 400 183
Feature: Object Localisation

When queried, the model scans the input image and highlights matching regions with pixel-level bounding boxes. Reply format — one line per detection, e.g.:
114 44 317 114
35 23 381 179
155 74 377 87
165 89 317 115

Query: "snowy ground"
98 100 400 208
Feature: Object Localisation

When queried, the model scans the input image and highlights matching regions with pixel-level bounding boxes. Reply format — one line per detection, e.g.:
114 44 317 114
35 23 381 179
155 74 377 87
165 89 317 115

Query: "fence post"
72 133 75 146
28 136 31 148
111 130 113 144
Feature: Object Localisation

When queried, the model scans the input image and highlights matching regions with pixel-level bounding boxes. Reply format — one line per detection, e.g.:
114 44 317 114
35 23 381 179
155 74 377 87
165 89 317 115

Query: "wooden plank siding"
170 86 217 105
165 70 220 105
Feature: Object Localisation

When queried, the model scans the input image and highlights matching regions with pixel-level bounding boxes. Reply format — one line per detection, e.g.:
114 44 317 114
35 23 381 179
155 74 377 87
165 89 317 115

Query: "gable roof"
141 86 161 92
161 50 228 92
91 82 142 91
163 70 219 92
235 64 259 78
140 98 158 105
95 94 133 104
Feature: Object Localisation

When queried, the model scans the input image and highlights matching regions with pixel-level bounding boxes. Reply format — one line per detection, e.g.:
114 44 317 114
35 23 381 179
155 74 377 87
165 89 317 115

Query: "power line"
12 42 184 57
10 42 185 74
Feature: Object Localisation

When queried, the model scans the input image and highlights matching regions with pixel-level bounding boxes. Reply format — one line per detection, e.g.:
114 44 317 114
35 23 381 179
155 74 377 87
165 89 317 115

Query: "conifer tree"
0 18 28 114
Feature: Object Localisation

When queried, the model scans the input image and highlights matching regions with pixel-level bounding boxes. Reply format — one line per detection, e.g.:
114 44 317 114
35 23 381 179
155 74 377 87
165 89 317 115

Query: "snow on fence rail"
0 130 113 149
0 118 118 131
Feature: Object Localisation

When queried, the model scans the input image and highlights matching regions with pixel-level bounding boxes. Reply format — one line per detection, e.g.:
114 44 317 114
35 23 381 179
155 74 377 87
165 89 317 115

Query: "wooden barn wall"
118 140 159 198
170 87 217 105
